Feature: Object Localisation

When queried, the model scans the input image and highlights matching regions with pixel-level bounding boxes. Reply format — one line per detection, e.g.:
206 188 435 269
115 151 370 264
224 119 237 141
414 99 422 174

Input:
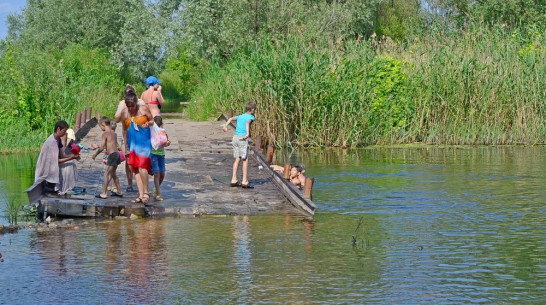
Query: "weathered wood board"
30 116 315 219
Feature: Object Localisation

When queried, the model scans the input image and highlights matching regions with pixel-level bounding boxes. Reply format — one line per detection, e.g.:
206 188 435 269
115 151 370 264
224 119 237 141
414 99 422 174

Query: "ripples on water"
1 147 545 304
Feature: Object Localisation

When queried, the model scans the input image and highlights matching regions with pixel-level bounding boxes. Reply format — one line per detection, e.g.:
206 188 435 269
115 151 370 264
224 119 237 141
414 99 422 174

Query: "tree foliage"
7 0 167 80
181 0 380 59
425 0 546 28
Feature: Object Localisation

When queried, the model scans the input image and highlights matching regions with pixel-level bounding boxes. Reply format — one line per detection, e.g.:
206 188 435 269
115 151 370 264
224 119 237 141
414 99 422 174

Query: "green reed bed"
188 26 546 147
0 43 123 153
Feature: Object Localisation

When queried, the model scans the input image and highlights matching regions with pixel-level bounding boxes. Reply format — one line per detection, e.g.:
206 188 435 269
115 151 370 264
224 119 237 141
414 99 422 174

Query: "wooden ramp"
28 117 315 219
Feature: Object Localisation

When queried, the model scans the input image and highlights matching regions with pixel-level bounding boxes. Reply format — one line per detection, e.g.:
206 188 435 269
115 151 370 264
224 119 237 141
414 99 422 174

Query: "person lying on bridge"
92 117 123 199
223 100 256 189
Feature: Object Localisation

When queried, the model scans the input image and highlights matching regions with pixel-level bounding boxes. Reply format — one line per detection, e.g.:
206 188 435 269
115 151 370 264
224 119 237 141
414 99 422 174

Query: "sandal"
230 181 241 187
111 192 123 197
95 194 107 199
154 195 164 201
131 198 143 204
126 186 134 192
241 184 254 189
142 194 150 203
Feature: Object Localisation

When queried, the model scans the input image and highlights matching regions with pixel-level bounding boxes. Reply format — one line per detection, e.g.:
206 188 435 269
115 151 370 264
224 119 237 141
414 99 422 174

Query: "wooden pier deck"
31 116 315 219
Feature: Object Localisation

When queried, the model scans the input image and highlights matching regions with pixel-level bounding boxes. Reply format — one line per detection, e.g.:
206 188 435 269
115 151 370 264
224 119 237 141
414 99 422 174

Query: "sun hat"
145 76 162 87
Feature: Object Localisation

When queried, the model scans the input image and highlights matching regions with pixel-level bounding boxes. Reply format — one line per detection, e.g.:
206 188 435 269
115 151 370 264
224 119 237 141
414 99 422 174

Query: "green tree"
7 0 167 80
374 0 422 41
426 0 546 28
181 0 380 59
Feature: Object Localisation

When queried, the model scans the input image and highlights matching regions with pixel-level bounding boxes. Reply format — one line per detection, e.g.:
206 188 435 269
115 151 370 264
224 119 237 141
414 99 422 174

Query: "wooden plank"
29 117 311 219
220 113 316 217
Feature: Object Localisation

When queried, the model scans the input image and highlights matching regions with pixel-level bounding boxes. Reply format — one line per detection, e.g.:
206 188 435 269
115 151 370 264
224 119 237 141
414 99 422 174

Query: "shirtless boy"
92 116 123 198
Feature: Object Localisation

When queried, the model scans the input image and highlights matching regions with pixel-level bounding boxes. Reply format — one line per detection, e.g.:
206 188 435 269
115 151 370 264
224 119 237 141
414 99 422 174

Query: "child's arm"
222 116 236 132
270 165 284 172
141 105 155 128
243 118 253 140
92 134 107 160
122 122 129 154
165 132 171 147
59 149 80 163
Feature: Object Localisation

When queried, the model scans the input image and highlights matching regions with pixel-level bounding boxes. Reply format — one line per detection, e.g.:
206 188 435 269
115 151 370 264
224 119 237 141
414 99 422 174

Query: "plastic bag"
151 124 168 150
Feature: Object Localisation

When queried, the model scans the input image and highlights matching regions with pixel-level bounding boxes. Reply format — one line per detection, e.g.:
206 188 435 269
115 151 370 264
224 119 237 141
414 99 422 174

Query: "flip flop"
154 195 163 201
95 194 107 199
111 192 123 197
126 186 134 192
241 184 254 189
230 181 241 187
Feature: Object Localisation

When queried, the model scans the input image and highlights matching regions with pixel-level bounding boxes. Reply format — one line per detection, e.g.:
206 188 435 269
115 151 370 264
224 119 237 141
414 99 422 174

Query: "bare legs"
231 157 241 184
231 157 250 185
134 168 149 201
125 161 134 190
242 158 249 185
153 172 165 198
101 165 121 197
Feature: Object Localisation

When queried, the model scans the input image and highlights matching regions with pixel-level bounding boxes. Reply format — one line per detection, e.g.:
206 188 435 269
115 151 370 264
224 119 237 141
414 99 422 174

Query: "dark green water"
1 147 545 304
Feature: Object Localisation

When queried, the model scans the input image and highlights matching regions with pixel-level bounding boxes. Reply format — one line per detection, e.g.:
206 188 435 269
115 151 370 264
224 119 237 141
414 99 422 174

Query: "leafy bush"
0 43 123 152
189 26 546 146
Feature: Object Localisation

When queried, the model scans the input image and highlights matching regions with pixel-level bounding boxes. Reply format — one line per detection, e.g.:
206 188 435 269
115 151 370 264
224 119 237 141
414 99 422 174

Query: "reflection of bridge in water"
27 116 315 220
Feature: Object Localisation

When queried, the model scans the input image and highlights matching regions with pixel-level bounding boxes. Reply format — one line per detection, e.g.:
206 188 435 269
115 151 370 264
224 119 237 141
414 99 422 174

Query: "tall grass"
188 26 546 146
0 43 123 153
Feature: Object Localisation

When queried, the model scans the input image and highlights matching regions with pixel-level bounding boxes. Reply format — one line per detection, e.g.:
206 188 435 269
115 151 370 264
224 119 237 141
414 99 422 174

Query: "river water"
0 147 544 304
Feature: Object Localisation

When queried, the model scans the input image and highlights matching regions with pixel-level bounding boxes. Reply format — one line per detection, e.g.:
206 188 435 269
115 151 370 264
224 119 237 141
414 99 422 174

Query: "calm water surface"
1 147 545 304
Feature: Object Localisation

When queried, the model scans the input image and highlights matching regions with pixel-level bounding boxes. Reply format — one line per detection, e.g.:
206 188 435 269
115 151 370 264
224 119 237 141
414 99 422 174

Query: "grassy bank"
188 26 546 147
0 43 123 153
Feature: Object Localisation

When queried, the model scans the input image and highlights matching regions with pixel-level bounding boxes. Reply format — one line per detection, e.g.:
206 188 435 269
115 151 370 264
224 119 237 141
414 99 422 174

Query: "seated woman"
34 120 81 195
270 164 304 189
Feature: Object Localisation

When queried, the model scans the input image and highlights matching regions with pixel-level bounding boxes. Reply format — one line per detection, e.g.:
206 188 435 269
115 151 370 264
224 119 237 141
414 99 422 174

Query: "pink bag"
151 125 168 150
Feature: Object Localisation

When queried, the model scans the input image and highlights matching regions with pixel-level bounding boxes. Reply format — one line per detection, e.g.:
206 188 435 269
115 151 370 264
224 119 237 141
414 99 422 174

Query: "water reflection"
231 215 252 303
30 219 168 304
0 153 37 224
1 147 545 304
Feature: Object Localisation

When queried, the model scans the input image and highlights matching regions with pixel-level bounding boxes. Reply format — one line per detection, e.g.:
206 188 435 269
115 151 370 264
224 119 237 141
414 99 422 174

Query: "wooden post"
303 177 314 200
75 113 82 131
266 145 275 164
96 111 100 120
87 107 92 122
254 136 262 155
283 163 291 180
84 108 89 123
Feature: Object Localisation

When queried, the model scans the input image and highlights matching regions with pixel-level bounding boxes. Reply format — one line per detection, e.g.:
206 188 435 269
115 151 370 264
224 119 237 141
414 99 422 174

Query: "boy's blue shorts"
151 154 165 174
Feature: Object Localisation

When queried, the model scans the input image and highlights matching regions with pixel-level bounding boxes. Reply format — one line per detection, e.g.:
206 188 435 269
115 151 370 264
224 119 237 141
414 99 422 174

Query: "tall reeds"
0 44 123 153
188 26 546 146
